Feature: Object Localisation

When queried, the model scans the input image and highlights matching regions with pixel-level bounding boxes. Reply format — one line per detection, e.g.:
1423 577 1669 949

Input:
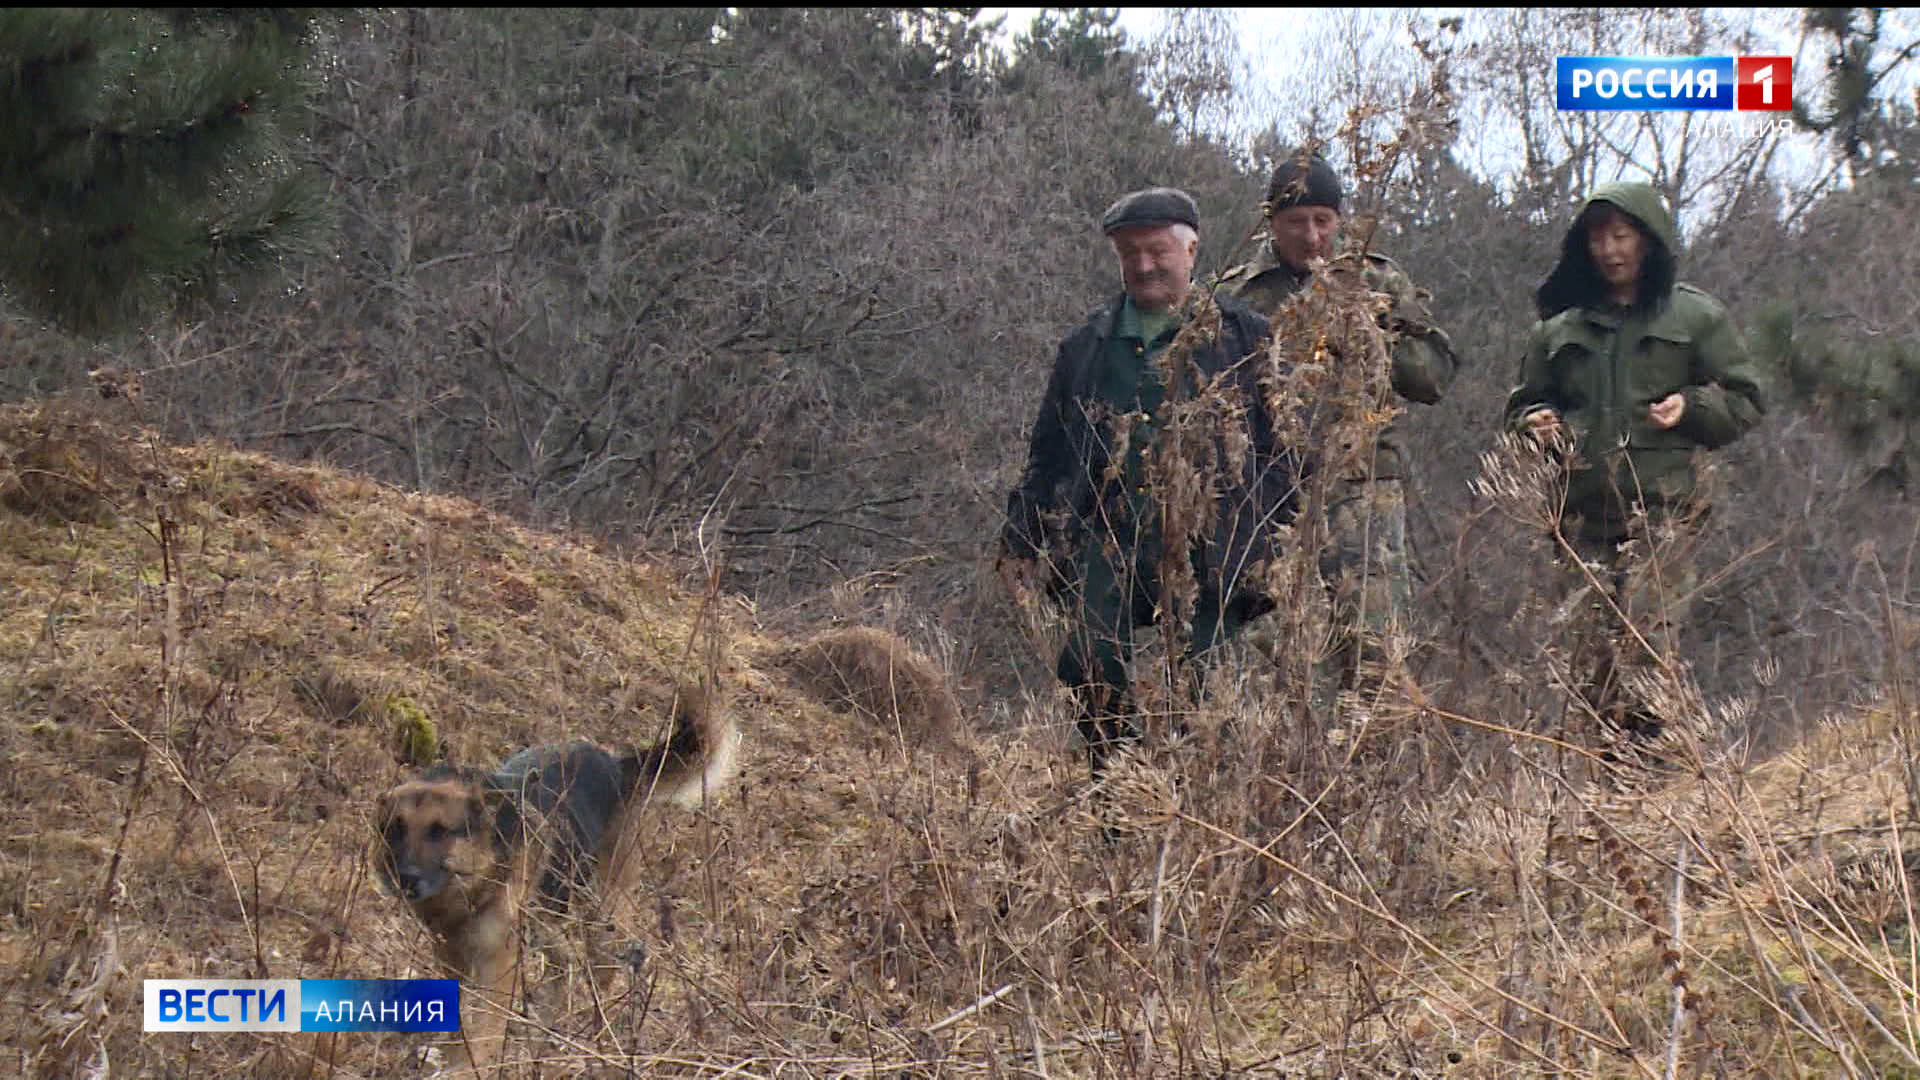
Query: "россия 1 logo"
1556 56 1793 111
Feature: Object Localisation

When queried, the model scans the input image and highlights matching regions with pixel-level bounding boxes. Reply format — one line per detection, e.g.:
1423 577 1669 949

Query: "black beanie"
1265 149 1343 215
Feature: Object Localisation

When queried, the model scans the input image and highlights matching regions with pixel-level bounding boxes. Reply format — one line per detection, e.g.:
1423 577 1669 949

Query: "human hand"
1647 392 1686 430
1522 406 1563 439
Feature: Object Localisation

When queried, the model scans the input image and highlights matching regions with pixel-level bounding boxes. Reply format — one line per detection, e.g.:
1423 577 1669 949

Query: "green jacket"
1504 181 1765 539
1216 239 1457 479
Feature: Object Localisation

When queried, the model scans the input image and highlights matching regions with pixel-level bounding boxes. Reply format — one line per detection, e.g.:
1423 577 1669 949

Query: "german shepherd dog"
374 683 735 1072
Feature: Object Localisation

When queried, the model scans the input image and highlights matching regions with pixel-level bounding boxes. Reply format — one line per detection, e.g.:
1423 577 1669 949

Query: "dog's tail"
621 680 737 809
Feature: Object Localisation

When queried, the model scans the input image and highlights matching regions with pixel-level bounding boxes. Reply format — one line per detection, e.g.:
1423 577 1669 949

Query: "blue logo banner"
1556 56 1735 111
145 979 460 1033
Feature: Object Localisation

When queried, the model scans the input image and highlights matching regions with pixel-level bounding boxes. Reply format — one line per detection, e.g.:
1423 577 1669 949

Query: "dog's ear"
476 778 517 833
478 777 512 815
478 773 534 851
369 787 404 888
372 788 402 842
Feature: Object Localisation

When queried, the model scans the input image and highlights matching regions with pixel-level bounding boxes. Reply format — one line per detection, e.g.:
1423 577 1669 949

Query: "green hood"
1535 180 1678 319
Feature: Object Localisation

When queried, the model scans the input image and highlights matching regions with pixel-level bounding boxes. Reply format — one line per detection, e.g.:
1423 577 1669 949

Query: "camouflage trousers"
1310 477 1415 719
1552 514 1704 743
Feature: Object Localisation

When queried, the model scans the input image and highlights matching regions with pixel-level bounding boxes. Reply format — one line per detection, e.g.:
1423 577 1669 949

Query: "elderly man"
1217 148 1459 718
999 186 1300 778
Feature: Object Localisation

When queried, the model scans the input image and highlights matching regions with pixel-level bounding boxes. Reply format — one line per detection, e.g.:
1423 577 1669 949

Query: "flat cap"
1265 149 1342 214
1100 186 1200 235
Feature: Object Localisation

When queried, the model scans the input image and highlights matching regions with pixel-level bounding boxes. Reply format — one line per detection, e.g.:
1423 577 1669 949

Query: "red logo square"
1737 56 1792 111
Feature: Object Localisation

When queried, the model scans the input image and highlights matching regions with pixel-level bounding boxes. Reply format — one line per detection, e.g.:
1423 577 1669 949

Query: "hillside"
3 398 1920 1079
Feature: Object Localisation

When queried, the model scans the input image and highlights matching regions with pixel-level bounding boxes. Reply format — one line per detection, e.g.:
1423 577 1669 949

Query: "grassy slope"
3 398 1919 1079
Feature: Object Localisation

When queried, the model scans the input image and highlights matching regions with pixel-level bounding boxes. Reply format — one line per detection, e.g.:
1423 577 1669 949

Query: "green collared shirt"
1096 296 1182 512
1099 295 1180 415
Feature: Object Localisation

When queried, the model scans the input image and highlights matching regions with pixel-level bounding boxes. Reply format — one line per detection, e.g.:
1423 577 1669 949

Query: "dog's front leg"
438 906 521 1077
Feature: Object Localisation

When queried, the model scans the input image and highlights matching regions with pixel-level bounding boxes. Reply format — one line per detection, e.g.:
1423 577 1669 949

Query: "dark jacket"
1002 290 1302 605
1505 181 1765 538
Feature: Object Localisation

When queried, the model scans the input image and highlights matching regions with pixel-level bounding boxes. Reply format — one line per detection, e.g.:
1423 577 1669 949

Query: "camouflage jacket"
1216 238 1458 479
1505 181 1765 539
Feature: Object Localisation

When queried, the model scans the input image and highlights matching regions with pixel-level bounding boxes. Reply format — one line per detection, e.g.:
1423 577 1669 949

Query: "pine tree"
0 8 333 339
1796 7 1920 178
1751 302 1920 493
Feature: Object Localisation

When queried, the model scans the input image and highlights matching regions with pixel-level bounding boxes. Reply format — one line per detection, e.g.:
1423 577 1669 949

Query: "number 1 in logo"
1736 56 1793 111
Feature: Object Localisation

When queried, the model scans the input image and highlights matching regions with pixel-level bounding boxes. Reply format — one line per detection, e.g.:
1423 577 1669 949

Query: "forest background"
7 5 1920 751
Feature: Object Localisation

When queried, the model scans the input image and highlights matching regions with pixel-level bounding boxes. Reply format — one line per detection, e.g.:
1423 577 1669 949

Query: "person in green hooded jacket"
1505 180 1764 744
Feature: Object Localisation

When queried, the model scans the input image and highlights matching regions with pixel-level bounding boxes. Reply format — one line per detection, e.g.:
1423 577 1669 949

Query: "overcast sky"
979 7 1920 227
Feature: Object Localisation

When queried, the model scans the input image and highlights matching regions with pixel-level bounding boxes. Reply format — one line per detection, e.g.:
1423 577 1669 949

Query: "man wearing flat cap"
1218 147 1459 719
1000 186 1302 779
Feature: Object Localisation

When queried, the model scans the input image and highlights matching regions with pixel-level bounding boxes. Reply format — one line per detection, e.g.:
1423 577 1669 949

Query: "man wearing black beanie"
1218 147 1459 720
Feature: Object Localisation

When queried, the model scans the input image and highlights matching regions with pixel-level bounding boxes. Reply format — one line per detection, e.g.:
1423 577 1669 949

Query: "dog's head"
374 766 499 905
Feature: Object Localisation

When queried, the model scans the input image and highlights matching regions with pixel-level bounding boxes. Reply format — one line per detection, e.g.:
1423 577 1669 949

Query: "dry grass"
4 10 1919 1080
3 393 1920 1080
